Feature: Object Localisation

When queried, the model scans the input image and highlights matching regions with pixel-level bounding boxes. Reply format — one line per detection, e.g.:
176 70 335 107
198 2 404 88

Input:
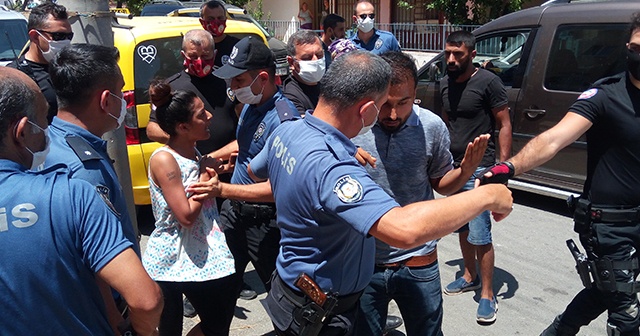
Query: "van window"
545 24 628 92
419 30 530 87
0 19 28 64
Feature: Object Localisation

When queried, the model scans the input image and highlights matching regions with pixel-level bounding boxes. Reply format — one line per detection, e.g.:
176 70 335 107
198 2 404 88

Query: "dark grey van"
416 0 637 198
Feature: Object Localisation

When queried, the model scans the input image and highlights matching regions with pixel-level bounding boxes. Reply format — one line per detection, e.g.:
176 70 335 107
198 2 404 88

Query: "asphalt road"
139 189 608 335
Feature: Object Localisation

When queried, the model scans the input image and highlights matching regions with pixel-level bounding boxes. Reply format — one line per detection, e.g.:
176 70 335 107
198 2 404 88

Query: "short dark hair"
446 30 476 51
323 14 344 33
381 51 417 89
28 2 68 31
319 50 391 111
630 12 640 38
49 44 121 109
151 82 199 137
201 0 227 17
287 29 321 56
0 73 38 147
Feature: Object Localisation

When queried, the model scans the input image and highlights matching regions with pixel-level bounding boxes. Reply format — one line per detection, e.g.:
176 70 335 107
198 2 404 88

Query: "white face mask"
357 17 375 33
36 31 71 63
234 75 264 105
357 103 380 136
108 92 127 129
297 58 326 84
26 120 50 170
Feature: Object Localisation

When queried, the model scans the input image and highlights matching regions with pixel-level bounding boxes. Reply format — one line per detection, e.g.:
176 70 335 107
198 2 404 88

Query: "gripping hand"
477 161 515 185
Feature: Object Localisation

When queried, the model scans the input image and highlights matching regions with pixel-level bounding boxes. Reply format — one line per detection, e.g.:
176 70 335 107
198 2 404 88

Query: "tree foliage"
427 0 525 25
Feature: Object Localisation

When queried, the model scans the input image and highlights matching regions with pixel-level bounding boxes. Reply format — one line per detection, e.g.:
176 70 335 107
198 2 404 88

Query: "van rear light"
122 90 140 145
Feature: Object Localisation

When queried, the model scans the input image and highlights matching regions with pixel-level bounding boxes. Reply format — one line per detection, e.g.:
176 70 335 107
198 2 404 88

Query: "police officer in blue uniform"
248 50 512 335
350 1 401 55
481 12 640 336
212 36 299 293
0 67 162 335
45 44 140 330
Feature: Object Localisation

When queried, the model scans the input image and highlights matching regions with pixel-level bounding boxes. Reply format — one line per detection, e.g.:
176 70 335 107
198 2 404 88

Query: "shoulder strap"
65 136 102 162
275 99 300 123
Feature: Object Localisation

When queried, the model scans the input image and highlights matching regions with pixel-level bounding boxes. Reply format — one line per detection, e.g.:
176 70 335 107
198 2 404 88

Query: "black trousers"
557 222 640 335
219 198 281 290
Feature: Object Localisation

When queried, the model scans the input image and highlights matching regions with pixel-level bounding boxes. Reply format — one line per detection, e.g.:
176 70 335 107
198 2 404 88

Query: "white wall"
256 0 298 21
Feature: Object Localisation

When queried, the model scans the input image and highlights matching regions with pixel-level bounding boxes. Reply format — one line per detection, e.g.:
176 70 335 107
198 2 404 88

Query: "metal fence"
261 20 480 52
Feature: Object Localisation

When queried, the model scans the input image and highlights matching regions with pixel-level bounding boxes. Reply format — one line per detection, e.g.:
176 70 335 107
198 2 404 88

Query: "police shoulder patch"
96 185 120 217
333 175 363 203
577 88 598 100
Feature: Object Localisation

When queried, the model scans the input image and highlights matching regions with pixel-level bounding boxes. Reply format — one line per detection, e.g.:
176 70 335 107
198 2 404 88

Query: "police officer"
211 36 299 294
350 0 401 55
0 67 162 335
45 44 139 331
7 2 73 123
480 12 640 336
248 50 512 335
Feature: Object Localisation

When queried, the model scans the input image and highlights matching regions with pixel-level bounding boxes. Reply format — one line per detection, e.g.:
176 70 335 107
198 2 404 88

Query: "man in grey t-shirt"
352 51 488 336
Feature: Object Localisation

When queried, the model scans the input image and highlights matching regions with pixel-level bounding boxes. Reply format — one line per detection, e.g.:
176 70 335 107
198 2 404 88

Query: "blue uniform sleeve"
250 142 270 180
318 162 399 236
390 35 401 51
69 179 133 273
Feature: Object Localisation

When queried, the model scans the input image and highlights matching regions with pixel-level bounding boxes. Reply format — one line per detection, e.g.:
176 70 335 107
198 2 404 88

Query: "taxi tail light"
123 90 140 145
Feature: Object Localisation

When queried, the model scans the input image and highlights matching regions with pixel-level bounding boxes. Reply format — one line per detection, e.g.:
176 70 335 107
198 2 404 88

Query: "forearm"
433 166 474 196
208 140 238 160
498 124 512 162
128 300 163 336
146 122 169 144
218 181 274 202
509 131 561 176
373 184 511 249
96 277 124 336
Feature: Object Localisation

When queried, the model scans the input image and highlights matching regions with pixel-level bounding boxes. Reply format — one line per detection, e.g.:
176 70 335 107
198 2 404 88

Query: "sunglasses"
38 30 74 41
358 13 375 20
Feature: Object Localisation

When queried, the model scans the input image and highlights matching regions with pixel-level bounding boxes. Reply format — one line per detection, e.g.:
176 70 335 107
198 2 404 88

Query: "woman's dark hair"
151 82 198 137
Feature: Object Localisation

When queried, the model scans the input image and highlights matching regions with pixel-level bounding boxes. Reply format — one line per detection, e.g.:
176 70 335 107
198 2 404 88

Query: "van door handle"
524 108 546 118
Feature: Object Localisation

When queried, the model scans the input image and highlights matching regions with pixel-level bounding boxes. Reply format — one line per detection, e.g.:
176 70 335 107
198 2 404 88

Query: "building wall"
259 0 299 21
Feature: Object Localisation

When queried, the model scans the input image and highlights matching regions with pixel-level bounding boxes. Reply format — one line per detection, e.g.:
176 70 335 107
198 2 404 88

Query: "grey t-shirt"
352 105 453 263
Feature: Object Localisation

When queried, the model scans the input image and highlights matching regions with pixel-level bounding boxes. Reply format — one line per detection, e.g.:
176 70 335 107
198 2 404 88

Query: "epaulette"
65 136 102 162
166 72 181 84
275 99 300 122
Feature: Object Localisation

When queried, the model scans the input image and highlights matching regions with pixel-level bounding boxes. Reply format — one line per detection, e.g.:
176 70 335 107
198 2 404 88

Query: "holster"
295 301 330 336
568 195 592 236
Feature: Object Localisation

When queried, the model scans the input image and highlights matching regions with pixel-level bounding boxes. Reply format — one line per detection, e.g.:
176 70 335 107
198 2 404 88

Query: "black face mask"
627 49 640 81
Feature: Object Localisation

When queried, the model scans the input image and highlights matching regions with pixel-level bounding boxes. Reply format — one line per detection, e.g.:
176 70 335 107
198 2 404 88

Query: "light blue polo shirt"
232 90 299 185
352 105 453 264
251 113 399 294
350 29 401 55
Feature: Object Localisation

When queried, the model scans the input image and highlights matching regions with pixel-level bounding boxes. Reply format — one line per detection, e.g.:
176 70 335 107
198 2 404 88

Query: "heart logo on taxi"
137 45 157 64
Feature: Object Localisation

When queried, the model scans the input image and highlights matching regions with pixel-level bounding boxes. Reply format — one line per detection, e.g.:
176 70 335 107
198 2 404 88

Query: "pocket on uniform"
263 285 296 331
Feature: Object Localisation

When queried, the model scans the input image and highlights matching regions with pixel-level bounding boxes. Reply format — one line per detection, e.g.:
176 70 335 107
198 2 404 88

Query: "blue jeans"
454 167 493 245
356 261 443 336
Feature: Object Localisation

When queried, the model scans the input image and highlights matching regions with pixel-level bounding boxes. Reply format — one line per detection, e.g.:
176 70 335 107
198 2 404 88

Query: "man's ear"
287 55 295 67
99 89 112 113
12 117 29 147
357 99 375 119
471 49 477 60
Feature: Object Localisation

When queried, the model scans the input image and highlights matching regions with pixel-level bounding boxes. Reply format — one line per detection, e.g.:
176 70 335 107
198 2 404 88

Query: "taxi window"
133 36 183 104
545 24 627 92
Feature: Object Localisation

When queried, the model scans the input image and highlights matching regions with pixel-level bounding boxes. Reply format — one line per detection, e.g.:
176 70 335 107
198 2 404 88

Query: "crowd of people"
1 0 640 335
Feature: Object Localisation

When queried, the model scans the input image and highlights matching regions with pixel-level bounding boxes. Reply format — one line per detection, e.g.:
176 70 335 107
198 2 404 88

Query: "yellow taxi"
113 16 267 205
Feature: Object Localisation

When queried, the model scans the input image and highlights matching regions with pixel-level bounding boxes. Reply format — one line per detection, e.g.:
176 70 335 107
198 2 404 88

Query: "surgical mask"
357 103 380 136
108 92 127 129
234 75 263 105
26 120 50 170
202 19 226 37
627 49 640 81
36 30 71 63
297 58 326 84
184 56 215 78
357 17 374 33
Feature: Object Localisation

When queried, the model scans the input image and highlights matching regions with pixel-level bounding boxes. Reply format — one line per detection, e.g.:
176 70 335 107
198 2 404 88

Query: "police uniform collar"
51 117 107 152
0 159 28 172
304 113 357 156
352 29 379 43
253 89 283 115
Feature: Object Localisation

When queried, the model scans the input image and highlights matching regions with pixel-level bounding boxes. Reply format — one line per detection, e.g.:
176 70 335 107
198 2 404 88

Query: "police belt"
275 273 362 315
377 247 438 268
588 206 640 223
230 200 276 219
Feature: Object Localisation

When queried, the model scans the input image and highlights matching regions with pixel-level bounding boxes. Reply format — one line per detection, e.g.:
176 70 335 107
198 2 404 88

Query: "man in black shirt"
282 29 326 115
321 14 346 68
439 30 512 324
7 2 72 123
483 12 640 336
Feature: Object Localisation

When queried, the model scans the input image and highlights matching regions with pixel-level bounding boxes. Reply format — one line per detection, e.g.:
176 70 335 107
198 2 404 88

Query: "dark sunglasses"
38 30 74 41
359 13 375 20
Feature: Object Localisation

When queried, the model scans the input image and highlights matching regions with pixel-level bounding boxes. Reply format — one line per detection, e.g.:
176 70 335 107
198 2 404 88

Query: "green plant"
427 0 527 25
